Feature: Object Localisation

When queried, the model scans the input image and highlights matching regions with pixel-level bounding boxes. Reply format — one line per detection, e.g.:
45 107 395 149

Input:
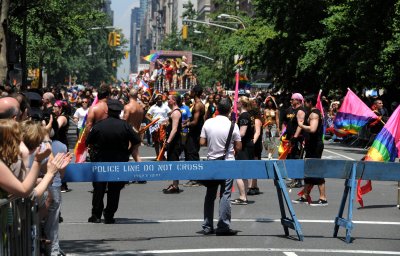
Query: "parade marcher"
162 94 182 193
263 96 280 159
293 95 327 206
183 86 205 187
84 84 111 140
122 89 144 162
86 99 141 224
53 100 70 193
73 97 89 137
284 93 306 188
200 98 241 235
145 94 171 159
248 102 263 196
231 96 255 205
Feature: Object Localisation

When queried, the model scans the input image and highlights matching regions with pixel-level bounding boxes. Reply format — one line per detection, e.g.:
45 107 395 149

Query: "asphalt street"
59 141 400 256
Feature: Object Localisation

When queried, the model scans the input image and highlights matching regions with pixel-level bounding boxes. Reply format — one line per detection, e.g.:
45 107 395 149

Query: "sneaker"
310 199 328 206
292 197 308 204
231 198 248 205
287 180 303 188
202 229 215 235
183 180 201 187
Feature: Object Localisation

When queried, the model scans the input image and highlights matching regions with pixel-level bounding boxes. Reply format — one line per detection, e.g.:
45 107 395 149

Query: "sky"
111 0 139 80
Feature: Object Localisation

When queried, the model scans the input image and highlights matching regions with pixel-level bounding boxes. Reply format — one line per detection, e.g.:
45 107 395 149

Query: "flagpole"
233 69 239 120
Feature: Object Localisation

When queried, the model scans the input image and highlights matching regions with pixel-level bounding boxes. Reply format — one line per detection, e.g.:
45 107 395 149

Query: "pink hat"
291 93 304 102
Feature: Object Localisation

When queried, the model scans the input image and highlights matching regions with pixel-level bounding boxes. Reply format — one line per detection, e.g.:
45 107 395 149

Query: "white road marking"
284 252 298 256
63 218 400 225
68 248 400 255
324 149 355 160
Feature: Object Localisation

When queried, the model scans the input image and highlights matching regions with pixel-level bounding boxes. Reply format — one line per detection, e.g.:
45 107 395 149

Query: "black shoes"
88 215 101 223
292 197 308 204
310 199 328 206
216 229 238 236
104 218 116 224
247 187 260 195
202 229 215 235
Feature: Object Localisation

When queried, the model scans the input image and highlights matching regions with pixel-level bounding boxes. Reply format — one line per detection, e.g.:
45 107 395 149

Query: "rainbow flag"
143 51 162 62
74 97 98 163
138 79 150 91
334 88 378 137
365 105 400 162
357 105 400 207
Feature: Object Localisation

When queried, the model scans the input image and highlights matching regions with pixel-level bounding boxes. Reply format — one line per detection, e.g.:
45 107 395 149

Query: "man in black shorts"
292 95 328 206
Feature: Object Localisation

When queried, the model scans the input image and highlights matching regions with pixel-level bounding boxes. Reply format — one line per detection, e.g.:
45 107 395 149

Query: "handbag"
201 121 235 187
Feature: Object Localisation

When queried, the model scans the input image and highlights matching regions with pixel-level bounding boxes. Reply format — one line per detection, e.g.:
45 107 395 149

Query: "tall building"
101 0 114 24
174 0 198 32
197 0 210 21
130 8 141 73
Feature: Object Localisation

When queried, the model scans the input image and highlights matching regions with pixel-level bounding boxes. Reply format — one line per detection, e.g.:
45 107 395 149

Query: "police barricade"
64 159 400 244
0 197 40 256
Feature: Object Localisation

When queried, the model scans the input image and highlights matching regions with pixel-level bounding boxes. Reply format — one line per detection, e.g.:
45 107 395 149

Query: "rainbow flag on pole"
357 105 400 207
143 51 162 62
74 97 98 163
334 88 378 137
365 105 400 162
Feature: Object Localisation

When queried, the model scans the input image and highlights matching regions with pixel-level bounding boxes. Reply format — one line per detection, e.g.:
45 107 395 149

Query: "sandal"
231 198 248 205
162 185 180 194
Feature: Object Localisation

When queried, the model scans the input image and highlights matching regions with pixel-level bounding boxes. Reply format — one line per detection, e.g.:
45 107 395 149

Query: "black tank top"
166 109 182 145
306 108 323 146
285 106 305 139
57 114 70 148
189 103 204 136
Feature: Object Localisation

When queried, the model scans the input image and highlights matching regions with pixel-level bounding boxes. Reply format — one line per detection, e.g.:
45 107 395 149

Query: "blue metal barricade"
0 198 40 256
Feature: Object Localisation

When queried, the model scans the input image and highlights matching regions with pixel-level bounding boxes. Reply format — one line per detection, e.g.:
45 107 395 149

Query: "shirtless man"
182 86 205 187
84 84 110 136
122 89 144 162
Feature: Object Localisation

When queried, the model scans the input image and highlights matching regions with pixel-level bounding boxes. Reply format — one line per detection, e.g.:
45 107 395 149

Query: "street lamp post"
217 14 246 29
217 14 246 120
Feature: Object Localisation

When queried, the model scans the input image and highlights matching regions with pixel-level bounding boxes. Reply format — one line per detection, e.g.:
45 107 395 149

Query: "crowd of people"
0 80 398 248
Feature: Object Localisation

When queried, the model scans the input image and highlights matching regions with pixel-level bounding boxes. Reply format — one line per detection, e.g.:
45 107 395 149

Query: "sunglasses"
82 101 88 103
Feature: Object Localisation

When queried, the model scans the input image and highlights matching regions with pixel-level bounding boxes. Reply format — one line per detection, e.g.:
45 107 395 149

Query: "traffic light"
125 51 129 59
114 33 121 46
108 32 116 46
182 25 188 40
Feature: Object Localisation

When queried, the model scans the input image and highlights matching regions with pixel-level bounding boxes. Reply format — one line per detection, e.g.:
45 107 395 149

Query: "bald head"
0 97 20 119
42 92 55 107
129 89 138 99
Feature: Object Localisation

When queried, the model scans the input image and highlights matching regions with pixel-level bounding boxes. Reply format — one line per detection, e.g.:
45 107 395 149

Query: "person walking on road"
292 95 327 206
200 98 241 235
123 89 144 162
284 93 306 188
183 86 205 187
162 94 183 193
86 99 141 224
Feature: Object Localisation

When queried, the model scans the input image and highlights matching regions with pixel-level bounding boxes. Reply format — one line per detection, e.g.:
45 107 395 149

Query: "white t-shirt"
200 115 241 160
73 107 89 129
148 104 171 123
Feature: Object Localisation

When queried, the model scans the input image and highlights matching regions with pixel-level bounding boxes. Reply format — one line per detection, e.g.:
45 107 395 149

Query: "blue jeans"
202 179 233 232
44 186 61 256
